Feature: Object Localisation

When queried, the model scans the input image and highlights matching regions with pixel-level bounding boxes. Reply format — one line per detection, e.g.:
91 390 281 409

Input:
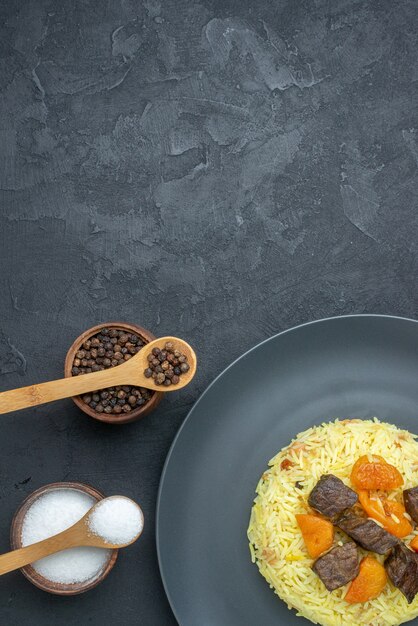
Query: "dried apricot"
345 556 387 603
358 491 413 538
350 455 403 490
410 536 418 553
295 514 334 558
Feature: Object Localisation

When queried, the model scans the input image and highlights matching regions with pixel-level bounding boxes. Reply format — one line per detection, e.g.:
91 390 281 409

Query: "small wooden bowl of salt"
10 482 118 595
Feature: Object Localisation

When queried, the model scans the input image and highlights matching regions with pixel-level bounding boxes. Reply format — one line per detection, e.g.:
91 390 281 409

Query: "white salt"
21 489 111 584
88 497 143 545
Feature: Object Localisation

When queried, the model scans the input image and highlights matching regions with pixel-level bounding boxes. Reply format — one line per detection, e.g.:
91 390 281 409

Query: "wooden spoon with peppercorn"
0 337 196 415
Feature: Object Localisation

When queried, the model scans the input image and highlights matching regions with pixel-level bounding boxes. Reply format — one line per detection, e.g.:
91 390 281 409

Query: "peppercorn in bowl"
64 322 163 424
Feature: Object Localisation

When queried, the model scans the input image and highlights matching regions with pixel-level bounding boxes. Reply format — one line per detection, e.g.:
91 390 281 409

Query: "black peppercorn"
143 342 190 387
72 326 153 417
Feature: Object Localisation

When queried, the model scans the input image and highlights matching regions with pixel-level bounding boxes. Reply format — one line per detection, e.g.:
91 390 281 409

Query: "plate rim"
156 313 418 624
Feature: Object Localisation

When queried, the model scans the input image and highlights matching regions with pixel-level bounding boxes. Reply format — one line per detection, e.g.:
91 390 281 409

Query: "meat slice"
308 475 358 520
385 543 418 603
403 487 418 524
337 511 398 554
312 542 359 591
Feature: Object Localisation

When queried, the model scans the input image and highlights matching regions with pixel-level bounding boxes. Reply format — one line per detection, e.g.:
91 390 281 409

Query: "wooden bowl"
10 482 118 595
64 322 163 424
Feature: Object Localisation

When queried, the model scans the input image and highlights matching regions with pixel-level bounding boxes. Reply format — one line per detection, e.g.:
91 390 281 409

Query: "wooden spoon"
0 496 143 576
0 336 196 415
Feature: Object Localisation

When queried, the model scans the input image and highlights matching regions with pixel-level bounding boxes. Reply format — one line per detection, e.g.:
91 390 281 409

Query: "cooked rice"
247 419 418 626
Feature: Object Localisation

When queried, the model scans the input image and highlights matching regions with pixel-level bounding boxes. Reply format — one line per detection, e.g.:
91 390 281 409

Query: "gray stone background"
0 0 417 624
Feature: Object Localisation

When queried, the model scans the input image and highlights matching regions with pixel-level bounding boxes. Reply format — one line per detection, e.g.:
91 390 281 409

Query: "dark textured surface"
0 0 417 623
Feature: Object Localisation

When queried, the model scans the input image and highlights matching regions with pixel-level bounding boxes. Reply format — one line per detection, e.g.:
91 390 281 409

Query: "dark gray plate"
157 315 418 626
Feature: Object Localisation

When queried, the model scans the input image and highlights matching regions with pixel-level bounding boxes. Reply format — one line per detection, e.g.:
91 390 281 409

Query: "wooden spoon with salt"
0 496 143 576
0 336 196 415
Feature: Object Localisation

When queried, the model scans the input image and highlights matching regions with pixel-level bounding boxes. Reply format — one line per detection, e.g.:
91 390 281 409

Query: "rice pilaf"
248 419 418 626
